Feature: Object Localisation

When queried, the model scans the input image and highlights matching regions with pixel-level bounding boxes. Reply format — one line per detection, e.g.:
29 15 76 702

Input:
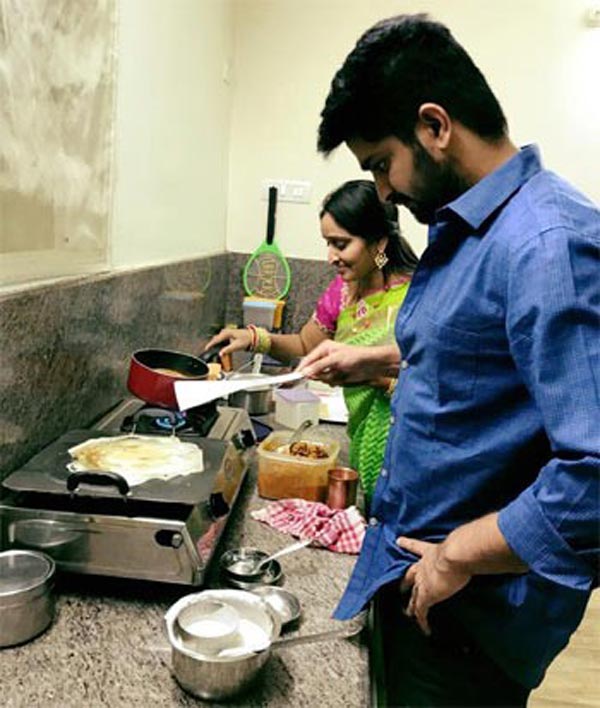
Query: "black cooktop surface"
2 429 231 506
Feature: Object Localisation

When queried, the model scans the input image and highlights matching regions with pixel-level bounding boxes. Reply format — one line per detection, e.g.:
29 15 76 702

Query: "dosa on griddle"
68 435 204 486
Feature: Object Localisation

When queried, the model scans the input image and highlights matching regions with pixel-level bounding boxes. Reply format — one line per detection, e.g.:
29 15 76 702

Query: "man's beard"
391 139 470 224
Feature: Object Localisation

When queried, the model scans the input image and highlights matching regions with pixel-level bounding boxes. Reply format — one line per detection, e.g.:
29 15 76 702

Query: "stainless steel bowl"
175 598 240 655
0 550 56 648
219 548 283 589
228 374 273 415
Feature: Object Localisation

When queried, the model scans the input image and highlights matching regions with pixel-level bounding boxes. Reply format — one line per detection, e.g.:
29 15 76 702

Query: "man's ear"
416 103 451 152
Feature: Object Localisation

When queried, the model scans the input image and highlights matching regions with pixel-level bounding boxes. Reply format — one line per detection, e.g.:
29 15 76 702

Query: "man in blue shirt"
301 14 599 707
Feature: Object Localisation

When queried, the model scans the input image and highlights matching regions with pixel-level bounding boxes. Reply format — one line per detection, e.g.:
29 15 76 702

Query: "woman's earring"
374 250 389 270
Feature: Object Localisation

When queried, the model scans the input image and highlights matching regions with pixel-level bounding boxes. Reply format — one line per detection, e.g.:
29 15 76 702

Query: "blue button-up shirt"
334 146 600 688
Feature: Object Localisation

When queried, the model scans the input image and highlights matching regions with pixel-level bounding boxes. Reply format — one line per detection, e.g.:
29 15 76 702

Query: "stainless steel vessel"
165 589 367 700
165 589 281 700
0 400 255 586
228 373 273 415
0 549 56 647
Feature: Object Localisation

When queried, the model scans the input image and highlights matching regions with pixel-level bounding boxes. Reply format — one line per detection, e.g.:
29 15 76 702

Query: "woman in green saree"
206 180 418 502
314 181 417 501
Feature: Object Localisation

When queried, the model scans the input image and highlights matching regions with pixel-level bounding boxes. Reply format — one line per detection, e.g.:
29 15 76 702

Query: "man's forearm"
438 512 528 575
299 341 401 385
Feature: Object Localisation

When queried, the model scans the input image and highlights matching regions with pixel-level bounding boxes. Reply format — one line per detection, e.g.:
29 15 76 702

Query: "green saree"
335 279 410 500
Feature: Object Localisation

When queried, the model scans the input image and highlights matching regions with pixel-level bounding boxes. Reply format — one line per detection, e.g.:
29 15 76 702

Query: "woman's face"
320 212 382 283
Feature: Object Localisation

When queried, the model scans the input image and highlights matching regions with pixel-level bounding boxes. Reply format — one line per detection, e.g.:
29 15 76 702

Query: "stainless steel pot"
228 373 272 415
165 590 367 700
165 590 281 700
0 550 56 648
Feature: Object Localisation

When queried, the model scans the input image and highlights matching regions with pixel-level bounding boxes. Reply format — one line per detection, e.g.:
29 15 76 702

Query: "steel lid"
249 586 301 627
0 550 55 605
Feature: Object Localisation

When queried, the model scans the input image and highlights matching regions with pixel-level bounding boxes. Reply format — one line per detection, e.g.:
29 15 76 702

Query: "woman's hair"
318 14 507 155
320 180 418 277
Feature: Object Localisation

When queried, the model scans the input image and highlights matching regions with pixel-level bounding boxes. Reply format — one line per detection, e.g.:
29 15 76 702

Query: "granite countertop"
0 421 370 707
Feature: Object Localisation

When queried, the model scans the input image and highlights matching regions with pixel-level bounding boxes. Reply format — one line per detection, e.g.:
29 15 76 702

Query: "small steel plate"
249 586 301 627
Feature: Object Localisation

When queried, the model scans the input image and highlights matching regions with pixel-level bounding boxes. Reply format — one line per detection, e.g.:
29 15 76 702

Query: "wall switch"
262 179 312 203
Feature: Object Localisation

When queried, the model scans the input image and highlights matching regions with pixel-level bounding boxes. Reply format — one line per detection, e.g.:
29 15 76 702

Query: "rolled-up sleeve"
499 225 600 591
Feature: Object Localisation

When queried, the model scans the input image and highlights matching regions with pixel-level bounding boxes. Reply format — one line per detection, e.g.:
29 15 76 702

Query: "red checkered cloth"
251 499 366 554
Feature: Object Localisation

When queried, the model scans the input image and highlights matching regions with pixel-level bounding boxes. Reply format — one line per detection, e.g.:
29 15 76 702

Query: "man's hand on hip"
397 536 471 636
397 513 528 635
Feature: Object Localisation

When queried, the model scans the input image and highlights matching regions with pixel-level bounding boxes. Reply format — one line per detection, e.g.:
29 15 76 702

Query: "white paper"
174 371 304 411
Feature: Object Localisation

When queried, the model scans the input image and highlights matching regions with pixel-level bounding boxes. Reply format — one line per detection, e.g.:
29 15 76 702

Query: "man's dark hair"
320 180 418 277
318 14 507 155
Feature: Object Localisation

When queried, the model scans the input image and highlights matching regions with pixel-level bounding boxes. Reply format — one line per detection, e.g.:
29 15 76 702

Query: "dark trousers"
374 585 530 708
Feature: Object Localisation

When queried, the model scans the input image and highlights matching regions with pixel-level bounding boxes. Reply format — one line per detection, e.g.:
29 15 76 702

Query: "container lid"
243 301 276 311
249 586 301 627
275 388 320 403
244 297 285 304
0 550 55 600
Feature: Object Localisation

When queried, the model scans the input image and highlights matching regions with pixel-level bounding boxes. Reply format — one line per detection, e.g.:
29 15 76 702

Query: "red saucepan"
127 345 222 410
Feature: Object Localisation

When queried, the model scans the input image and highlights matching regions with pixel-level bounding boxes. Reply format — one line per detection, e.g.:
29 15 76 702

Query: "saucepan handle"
272 610 367 650
66 470 130 497
201 342 226 364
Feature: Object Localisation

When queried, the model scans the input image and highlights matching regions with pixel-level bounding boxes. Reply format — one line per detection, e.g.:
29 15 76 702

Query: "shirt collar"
436 144 543 230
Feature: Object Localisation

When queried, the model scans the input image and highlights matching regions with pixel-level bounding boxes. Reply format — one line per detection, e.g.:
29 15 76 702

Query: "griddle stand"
0 401 254 586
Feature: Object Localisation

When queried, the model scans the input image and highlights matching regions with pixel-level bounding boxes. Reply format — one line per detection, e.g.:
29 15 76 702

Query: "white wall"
227 0 600 259
111 0 233 268
108 1 600 269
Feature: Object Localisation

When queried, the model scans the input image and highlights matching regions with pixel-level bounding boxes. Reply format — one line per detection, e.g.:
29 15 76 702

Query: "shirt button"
390 415 395 425
369 517 379 527
380 468 388 478
401 360 409 370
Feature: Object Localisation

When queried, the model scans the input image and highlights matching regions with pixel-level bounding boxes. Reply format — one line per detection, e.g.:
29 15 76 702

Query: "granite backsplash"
0 252 332 480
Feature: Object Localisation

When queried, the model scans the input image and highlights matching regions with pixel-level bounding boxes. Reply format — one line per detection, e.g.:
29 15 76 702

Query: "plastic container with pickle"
256 430 340 502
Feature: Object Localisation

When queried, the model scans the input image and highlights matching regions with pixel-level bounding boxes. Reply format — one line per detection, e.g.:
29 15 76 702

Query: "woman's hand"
204 328 252 358
298 341 400 386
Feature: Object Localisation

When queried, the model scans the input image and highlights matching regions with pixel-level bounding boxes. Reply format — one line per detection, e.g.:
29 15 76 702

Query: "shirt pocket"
420 317 481 445
426 317 480 405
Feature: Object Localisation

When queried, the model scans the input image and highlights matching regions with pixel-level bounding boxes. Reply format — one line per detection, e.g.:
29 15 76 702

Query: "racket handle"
266 186 277 244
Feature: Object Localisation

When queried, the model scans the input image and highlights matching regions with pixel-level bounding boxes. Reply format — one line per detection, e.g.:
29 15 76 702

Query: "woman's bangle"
246 325 271 354
246 324 258 351
255 326 272 354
